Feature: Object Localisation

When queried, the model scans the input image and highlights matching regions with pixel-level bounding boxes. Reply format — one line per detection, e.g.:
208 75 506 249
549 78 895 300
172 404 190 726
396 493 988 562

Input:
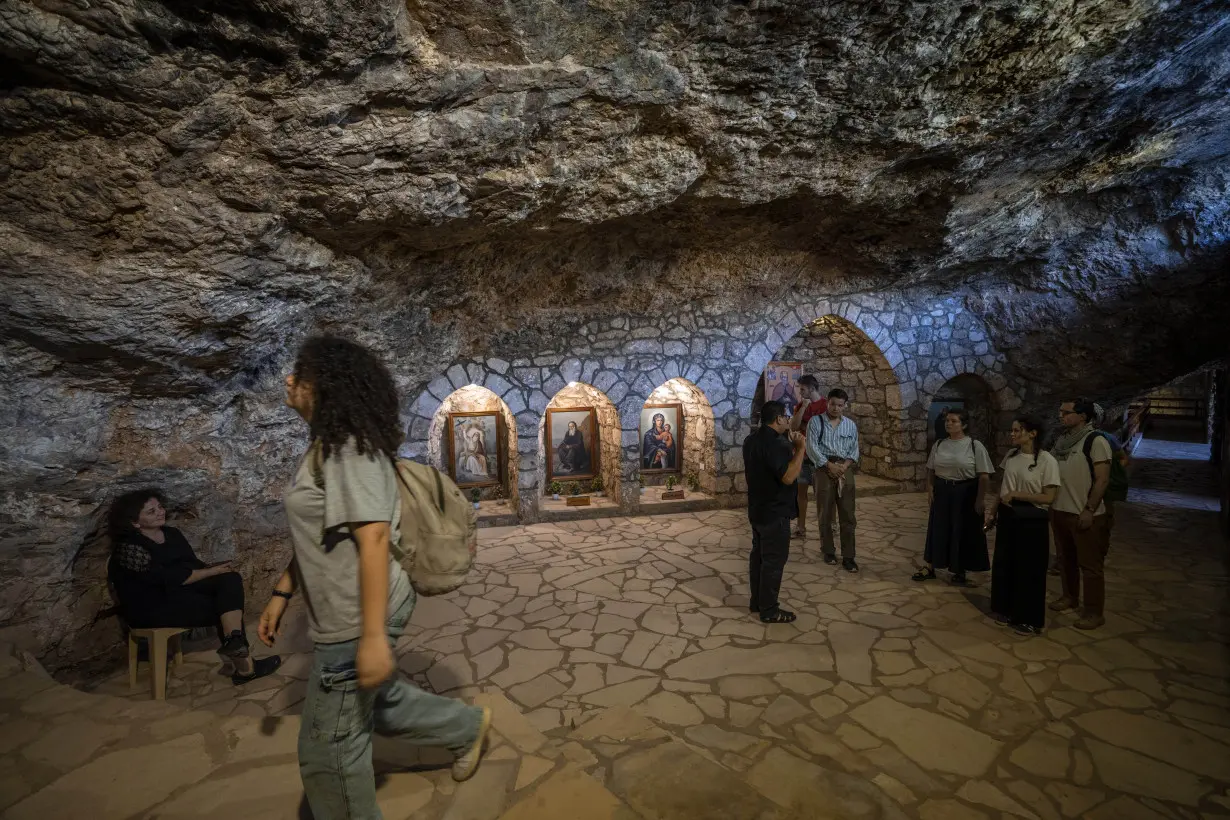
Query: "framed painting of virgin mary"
640 404 682 474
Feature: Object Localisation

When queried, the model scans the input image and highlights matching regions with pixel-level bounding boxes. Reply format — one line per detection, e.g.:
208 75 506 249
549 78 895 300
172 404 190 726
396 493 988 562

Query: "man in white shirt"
806 389 860 572
1048 398 1113 630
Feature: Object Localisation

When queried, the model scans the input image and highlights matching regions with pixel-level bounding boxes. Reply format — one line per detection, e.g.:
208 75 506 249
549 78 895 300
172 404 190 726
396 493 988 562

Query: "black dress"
109 527 244 629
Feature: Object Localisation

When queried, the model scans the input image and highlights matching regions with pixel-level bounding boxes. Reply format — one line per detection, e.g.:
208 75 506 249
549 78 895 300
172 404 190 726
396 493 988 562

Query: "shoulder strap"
309 439 324 488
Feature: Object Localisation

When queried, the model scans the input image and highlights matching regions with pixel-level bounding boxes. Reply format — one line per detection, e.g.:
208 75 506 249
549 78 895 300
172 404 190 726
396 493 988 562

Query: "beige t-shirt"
926 437 994 480
284 439 412 643
999 450 1061 508
1052 433 1113 516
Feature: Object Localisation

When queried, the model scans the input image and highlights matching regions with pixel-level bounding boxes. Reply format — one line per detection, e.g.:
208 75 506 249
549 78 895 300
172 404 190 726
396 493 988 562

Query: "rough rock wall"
2 0 1229 668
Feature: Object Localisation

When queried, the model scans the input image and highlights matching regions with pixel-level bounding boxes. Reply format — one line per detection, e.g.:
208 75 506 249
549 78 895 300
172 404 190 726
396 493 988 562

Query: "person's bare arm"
182 564 233 584
975 473 990 514
1009 486 1058 505
781 433 807 484
354 521 395 688
1086 461 1111 512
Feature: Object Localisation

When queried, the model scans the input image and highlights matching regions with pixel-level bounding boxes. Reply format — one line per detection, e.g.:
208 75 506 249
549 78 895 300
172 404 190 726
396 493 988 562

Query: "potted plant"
590 475 605 497
549 480 563 501
492 485 507 506
686 471 700 492
662 474 685 500
470 488 481 510
566 480 590 506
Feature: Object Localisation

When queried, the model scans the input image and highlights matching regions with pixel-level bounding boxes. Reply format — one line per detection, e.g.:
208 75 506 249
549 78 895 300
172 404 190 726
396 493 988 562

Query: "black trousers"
127 572 245 630
991 504 1050 629
749 518 791 613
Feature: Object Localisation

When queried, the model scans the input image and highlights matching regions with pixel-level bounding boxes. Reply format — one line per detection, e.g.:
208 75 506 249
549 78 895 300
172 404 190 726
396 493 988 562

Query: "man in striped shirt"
806 388 861 572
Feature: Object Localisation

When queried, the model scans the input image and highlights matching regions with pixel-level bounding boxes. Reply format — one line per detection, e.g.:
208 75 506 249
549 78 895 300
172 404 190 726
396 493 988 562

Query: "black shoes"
842 559 859 573
823 554 839 566
233 654 282 686
760 608 797 624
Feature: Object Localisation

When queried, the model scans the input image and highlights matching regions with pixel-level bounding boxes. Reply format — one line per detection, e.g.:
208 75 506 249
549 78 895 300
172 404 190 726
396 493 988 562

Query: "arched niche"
428 385 519 513
538 382 623 504
752 315 906 480
641 377 717 493
930 373 1000 461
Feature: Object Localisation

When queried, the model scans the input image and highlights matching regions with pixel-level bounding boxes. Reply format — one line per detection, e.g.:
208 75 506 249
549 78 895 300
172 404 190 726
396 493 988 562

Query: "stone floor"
3 431 1229 819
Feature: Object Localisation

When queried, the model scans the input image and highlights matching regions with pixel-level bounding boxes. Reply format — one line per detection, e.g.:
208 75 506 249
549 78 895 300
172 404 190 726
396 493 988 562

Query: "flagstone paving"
4 433 1230 819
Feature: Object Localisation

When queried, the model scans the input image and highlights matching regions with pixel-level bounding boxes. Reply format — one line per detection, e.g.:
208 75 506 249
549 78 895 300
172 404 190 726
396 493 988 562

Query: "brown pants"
1050 510 1112 616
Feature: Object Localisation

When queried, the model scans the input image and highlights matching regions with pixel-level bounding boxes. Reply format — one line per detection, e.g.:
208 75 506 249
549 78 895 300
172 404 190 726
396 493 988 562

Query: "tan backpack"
310 443 478 595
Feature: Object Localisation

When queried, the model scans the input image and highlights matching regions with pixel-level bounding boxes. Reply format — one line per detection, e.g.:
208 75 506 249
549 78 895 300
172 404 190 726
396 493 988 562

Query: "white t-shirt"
1053 432 1113 516
999 450 1061 508
926 437 994 480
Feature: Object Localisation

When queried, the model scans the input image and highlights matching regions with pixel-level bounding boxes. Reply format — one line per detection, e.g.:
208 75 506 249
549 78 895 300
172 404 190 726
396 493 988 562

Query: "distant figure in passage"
743 400 807 623
262 335 491 819
1048 398 1113 630
807 388 861 572
107 489 281 684
789 375 828 540
989 416 1060 636
914 408 993 586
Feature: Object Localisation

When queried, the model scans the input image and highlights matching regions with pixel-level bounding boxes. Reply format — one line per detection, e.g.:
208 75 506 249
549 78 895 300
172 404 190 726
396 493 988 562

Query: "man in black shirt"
743 400 807 623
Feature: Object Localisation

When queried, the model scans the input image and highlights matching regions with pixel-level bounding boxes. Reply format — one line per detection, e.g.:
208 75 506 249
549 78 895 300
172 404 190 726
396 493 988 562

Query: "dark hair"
1066 398 1096 423
293 336 402 461
799 375 820 391
761 400 788 426
944 407 971 431
108 488 166 542
827 388 848 402
1009 415 1044 469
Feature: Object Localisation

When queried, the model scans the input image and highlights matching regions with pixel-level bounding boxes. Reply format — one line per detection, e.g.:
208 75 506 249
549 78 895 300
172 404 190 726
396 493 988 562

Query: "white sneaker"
451 706 492 782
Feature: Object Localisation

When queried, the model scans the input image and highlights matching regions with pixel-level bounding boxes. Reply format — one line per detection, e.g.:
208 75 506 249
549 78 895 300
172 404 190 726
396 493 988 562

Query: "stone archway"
538 382 623 505
427 385 519 514
641 377 717 493
930 374 1001 462
752 315 906 481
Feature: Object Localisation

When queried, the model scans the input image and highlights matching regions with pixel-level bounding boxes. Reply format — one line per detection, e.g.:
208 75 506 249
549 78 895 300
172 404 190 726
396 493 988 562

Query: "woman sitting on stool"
988 416 1060 636
107 488 280 685
914 408 994 586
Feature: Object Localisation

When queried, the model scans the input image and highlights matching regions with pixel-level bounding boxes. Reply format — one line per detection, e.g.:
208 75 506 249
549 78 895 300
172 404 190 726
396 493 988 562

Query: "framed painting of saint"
764 361 803 414
447 411 503 489
640 403 682 474
545 407 599 483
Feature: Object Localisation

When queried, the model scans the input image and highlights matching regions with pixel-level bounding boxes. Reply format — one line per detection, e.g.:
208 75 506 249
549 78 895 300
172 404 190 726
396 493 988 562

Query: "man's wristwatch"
271 590 293 600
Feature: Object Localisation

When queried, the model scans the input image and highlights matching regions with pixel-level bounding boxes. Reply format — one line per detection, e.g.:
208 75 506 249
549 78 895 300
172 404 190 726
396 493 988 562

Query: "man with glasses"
1049 399 1113 629
807 388 861 572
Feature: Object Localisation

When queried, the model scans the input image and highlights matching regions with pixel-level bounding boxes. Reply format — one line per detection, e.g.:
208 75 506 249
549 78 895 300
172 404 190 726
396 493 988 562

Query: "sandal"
791 528 806 539
759 609 797 624
950 574 974 587
911 568 936 582
232 654 282 686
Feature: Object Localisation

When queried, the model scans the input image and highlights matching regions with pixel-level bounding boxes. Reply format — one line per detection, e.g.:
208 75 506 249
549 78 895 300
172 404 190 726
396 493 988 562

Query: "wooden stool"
128 627 189 700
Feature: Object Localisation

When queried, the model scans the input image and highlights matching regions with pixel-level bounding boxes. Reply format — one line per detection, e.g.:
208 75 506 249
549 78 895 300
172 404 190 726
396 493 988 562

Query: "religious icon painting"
546 407 599 482
447 411 503 489
640 403 683 474
764 361 804 413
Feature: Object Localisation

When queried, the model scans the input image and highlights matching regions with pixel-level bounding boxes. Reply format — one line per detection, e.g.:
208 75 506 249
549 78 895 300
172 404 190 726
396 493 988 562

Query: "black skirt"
924 477 990 573
990 502 1051 629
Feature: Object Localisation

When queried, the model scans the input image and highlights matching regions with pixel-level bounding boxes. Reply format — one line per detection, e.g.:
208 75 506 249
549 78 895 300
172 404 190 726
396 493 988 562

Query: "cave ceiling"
1 0 1229 399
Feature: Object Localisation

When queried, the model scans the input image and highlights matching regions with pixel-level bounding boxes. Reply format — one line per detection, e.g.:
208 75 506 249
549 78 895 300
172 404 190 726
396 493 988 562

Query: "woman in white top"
914 408 994 586
989 416 1061 636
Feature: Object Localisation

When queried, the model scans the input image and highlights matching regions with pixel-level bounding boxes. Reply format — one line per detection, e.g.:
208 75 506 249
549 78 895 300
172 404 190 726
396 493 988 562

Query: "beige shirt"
999 450 1061 509
926 437 994 480
1052 433 1113 516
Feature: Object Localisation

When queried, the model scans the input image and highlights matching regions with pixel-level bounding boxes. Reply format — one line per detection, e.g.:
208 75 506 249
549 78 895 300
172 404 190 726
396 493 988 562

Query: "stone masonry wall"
539 383 623 505
427 386 519 508
644 379 717 492
772 316 902 480
402 289 1023 523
